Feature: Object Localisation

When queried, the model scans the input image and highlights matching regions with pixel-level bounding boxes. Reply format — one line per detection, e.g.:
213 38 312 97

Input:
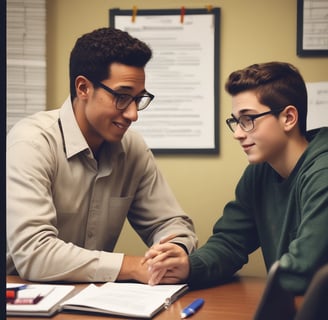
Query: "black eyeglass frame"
95 81 155 111
226 107 286 133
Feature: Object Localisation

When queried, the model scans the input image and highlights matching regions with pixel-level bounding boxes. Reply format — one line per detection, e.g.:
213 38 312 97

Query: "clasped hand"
142 240 190 286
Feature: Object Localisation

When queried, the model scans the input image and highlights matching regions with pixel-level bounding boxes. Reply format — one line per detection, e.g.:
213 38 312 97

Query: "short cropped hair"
69 27 152 100
225 62 308 135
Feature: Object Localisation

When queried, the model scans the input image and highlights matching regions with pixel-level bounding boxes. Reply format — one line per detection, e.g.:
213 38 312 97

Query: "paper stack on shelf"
7 0 46 132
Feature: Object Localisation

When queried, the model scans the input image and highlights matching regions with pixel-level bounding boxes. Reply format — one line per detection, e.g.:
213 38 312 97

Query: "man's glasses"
95 81 154 111
226 107 286 132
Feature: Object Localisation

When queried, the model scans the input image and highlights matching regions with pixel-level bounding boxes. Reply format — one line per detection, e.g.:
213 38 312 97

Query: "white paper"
6 284 74 316
302 0 328 50
114 12 217 151
306 81 328 130
62 282 187 318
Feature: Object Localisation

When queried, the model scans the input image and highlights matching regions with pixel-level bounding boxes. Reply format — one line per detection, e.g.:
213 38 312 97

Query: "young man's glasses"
226 107 286 132
95 81 155 111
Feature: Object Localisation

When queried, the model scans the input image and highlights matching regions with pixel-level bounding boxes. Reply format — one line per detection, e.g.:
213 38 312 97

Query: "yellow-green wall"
46 0 328 277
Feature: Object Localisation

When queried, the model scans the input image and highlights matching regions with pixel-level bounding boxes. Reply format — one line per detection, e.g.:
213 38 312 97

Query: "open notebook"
253 261 296 320
7 282 188 318
60 282 188 318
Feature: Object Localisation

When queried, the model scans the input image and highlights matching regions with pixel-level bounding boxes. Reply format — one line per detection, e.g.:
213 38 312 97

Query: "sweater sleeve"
188 171 260 288
279 160 328 294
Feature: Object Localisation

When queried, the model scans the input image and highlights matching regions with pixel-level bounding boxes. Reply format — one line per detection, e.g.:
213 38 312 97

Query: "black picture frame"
297 0 328 57
109 8 220 154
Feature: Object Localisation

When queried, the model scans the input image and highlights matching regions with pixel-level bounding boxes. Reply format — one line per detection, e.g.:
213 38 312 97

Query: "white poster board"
110 8 220 154
306 81 328 130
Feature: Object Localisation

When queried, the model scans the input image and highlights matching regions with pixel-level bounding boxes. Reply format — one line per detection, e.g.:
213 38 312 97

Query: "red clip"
180 6 185 24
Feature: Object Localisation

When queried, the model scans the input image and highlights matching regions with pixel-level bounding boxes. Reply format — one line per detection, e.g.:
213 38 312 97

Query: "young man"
145 62 328 294
6 27 197 283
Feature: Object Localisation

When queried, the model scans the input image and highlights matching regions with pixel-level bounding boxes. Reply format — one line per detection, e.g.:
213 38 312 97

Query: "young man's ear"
282 105 298 132
75 76 92 99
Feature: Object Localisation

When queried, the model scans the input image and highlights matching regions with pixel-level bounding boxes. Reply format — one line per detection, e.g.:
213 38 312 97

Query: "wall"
46 0 328 277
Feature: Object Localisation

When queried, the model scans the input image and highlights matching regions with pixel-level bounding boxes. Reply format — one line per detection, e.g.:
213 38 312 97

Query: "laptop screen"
253 261 296 320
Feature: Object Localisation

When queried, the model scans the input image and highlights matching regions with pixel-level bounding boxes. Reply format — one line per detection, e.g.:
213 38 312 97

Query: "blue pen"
180 298 204 318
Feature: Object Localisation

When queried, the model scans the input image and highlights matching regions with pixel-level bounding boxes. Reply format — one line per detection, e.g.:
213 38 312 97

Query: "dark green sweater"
188 127 328 294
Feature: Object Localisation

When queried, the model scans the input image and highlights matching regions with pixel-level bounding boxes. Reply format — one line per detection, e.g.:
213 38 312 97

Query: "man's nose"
233 123 247 140
122 101 138 122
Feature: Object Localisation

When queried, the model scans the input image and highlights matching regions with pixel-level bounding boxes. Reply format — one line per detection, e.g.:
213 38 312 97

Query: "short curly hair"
69 27 152 99
225 62 308 135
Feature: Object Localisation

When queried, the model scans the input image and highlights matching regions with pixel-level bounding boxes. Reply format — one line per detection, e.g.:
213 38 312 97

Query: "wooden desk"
7 275 303 320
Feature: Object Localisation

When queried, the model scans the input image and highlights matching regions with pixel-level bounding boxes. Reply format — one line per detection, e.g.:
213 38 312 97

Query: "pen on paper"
180 298 204 319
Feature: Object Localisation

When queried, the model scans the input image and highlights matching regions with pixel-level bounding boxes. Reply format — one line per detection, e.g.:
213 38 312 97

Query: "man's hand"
144 242 190 285
117 256 151 284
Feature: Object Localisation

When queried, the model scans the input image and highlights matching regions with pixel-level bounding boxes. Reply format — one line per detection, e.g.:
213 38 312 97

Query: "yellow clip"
205 5 213 12
132 6 137 23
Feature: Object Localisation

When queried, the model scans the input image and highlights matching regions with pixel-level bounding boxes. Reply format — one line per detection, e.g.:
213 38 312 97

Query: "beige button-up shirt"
7 98 197 282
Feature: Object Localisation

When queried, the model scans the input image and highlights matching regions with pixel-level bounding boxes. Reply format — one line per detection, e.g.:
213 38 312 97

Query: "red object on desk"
6 290 17 300
7 296 43 305
6 284 27 301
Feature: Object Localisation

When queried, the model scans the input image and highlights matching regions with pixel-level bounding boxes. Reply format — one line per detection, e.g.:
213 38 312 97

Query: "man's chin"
103 133 125 143
246 156 265 164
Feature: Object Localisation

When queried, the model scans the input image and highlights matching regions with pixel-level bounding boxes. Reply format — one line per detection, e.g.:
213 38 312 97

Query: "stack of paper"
6 0 46 132
6 283 75 317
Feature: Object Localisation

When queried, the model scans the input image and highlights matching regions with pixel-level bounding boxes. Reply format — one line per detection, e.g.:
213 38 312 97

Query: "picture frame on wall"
109 8 220 154
297 0 328 57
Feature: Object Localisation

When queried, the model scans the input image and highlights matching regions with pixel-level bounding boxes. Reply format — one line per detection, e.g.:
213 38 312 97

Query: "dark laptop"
294 263 328 320
253 261 296 320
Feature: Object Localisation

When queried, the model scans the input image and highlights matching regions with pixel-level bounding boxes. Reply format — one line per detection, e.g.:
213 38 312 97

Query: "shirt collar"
59 96 125 159
59 96 90 159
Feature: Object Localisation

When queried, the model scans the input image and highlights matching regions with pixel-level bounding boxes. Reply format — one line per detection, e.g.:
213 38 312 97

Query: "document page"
302 0 328 50
62 282 188 318
306 81 328 130
114 13 217 151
